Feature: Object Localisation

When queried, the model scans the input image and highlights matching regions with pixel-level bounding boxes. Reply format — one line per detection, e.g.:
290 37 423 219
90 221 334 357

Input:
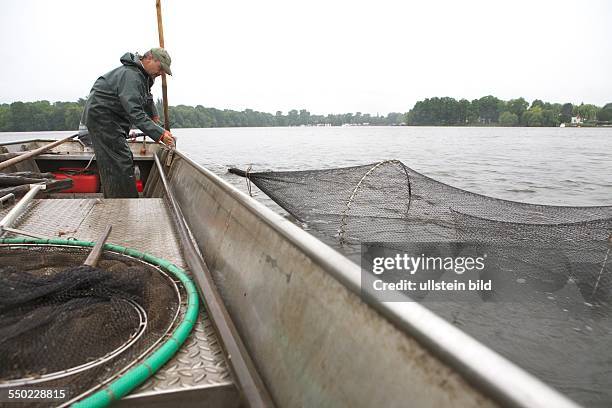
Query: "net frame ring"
338 159 412 245
0 298 148 387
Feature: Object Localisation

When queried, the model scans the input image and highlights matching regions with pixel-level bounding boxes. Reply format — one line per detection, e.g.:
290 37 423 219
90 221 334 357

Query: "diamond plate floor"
0 198 238 406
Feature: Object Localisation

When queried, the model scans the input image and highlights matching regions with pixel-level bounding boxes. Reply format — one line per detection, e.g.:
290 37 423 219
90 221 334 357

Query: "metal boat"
0 138 580 407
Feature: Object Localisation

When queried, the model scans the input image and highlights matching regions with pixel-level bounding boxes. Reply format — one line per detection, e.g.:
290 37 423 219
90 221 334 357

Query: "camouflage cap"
149 47 172 75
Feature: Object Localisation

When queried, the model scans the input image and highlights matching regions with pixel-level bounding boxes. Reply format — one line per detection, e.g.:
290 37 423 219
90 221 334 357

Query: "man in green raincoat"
81 48 175 198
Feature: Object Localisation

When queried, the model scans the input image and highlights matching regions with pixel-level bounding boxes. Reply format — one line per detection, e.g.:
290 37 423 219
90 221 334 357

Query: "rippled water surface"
2 126 610 205
170 126 612 206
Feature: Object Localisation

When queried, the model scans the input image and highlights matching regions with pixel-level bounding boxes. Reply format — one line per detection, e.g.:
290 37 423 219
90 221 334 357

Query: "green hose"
0 237 200 408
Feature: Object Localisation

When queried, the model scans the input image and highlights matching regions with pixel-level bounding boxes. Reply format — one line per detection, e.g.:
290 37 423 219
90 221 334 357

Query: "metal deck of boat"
0 198 240 407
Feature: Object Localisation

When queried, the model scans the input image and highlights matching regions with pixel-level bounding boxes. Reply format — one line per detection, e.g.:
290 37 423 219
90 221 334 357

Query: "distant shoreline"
2 125 611 136
1 97 610 131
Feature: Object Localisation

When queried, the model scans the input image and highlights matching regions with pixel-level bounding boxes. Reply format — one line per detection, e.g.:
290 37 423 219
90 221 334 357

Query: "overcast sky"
0 0 610 115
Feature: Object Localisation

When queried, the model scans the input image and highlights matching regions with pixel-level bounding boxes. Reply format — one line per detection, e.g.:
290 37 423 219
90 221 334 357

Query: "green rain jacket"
82 52 164 141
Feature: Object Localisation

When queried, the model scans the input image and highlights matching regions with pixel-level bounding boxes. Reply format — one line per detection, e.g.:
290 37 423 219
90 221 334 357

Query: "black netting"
450 212 612 303
232 160 612 407
236 160 612 257
0 245 182 406
238 160 612 243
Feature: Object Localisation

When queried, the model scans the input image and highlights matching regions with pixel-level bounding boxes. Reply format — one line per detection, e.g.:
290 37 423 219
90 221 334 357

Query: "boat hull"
163 150 579 408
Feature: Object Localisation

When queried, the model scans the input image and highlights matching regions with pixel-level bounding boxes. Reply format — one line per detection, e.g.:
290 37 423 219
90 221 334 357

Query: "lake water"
171 126 612 207
1 126 612 406
2 126 610 206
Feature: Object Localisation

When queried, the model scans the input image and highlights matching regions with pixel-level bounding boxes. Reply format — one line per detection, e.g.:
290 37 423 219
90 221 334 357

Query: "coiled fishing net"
0 244 184 407
231 160 612 407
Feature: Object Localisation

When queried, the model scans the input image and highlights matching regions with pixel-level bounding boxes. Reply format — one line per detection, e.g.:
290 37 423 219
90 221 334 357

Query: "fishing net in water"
232 160 612 405
0 244 187 407
231 160 612 407
229 160 612 303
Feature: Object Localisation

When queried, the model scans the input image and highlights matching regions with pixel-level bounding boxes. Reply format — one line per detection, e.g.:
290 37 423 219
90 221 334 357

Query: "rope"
592 233 612 296
83 154 96 172
246 164 253 197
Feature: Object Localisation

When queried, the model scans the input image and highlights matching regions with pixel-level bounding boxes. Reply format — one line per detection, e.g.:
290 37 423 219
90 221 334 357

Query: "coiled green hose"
0 237 199 408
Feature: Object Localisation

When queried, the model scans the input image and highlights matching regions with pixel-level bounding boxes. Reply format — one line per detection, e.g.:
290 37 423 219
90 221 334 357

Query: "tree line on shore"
158 102 407 128
406 96 611 127
0 96 610 132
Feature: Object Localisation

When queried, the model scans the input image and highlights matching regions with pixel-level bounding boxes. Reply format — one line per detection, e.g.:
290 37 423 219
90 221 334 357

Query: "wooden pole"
156 0 170 131
0 134 78 172
84 225 113 267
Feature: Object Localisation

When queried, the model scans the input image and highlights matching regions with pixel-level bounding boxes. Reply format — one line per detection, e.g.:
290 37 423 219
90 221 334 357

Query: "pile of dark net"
232 160 612 407
0 246 181 406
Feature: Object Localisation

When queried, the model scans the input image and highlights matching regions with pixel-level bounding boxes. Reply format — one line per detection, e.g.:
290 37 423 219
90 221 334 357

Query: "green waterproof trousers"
88 119 138 198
